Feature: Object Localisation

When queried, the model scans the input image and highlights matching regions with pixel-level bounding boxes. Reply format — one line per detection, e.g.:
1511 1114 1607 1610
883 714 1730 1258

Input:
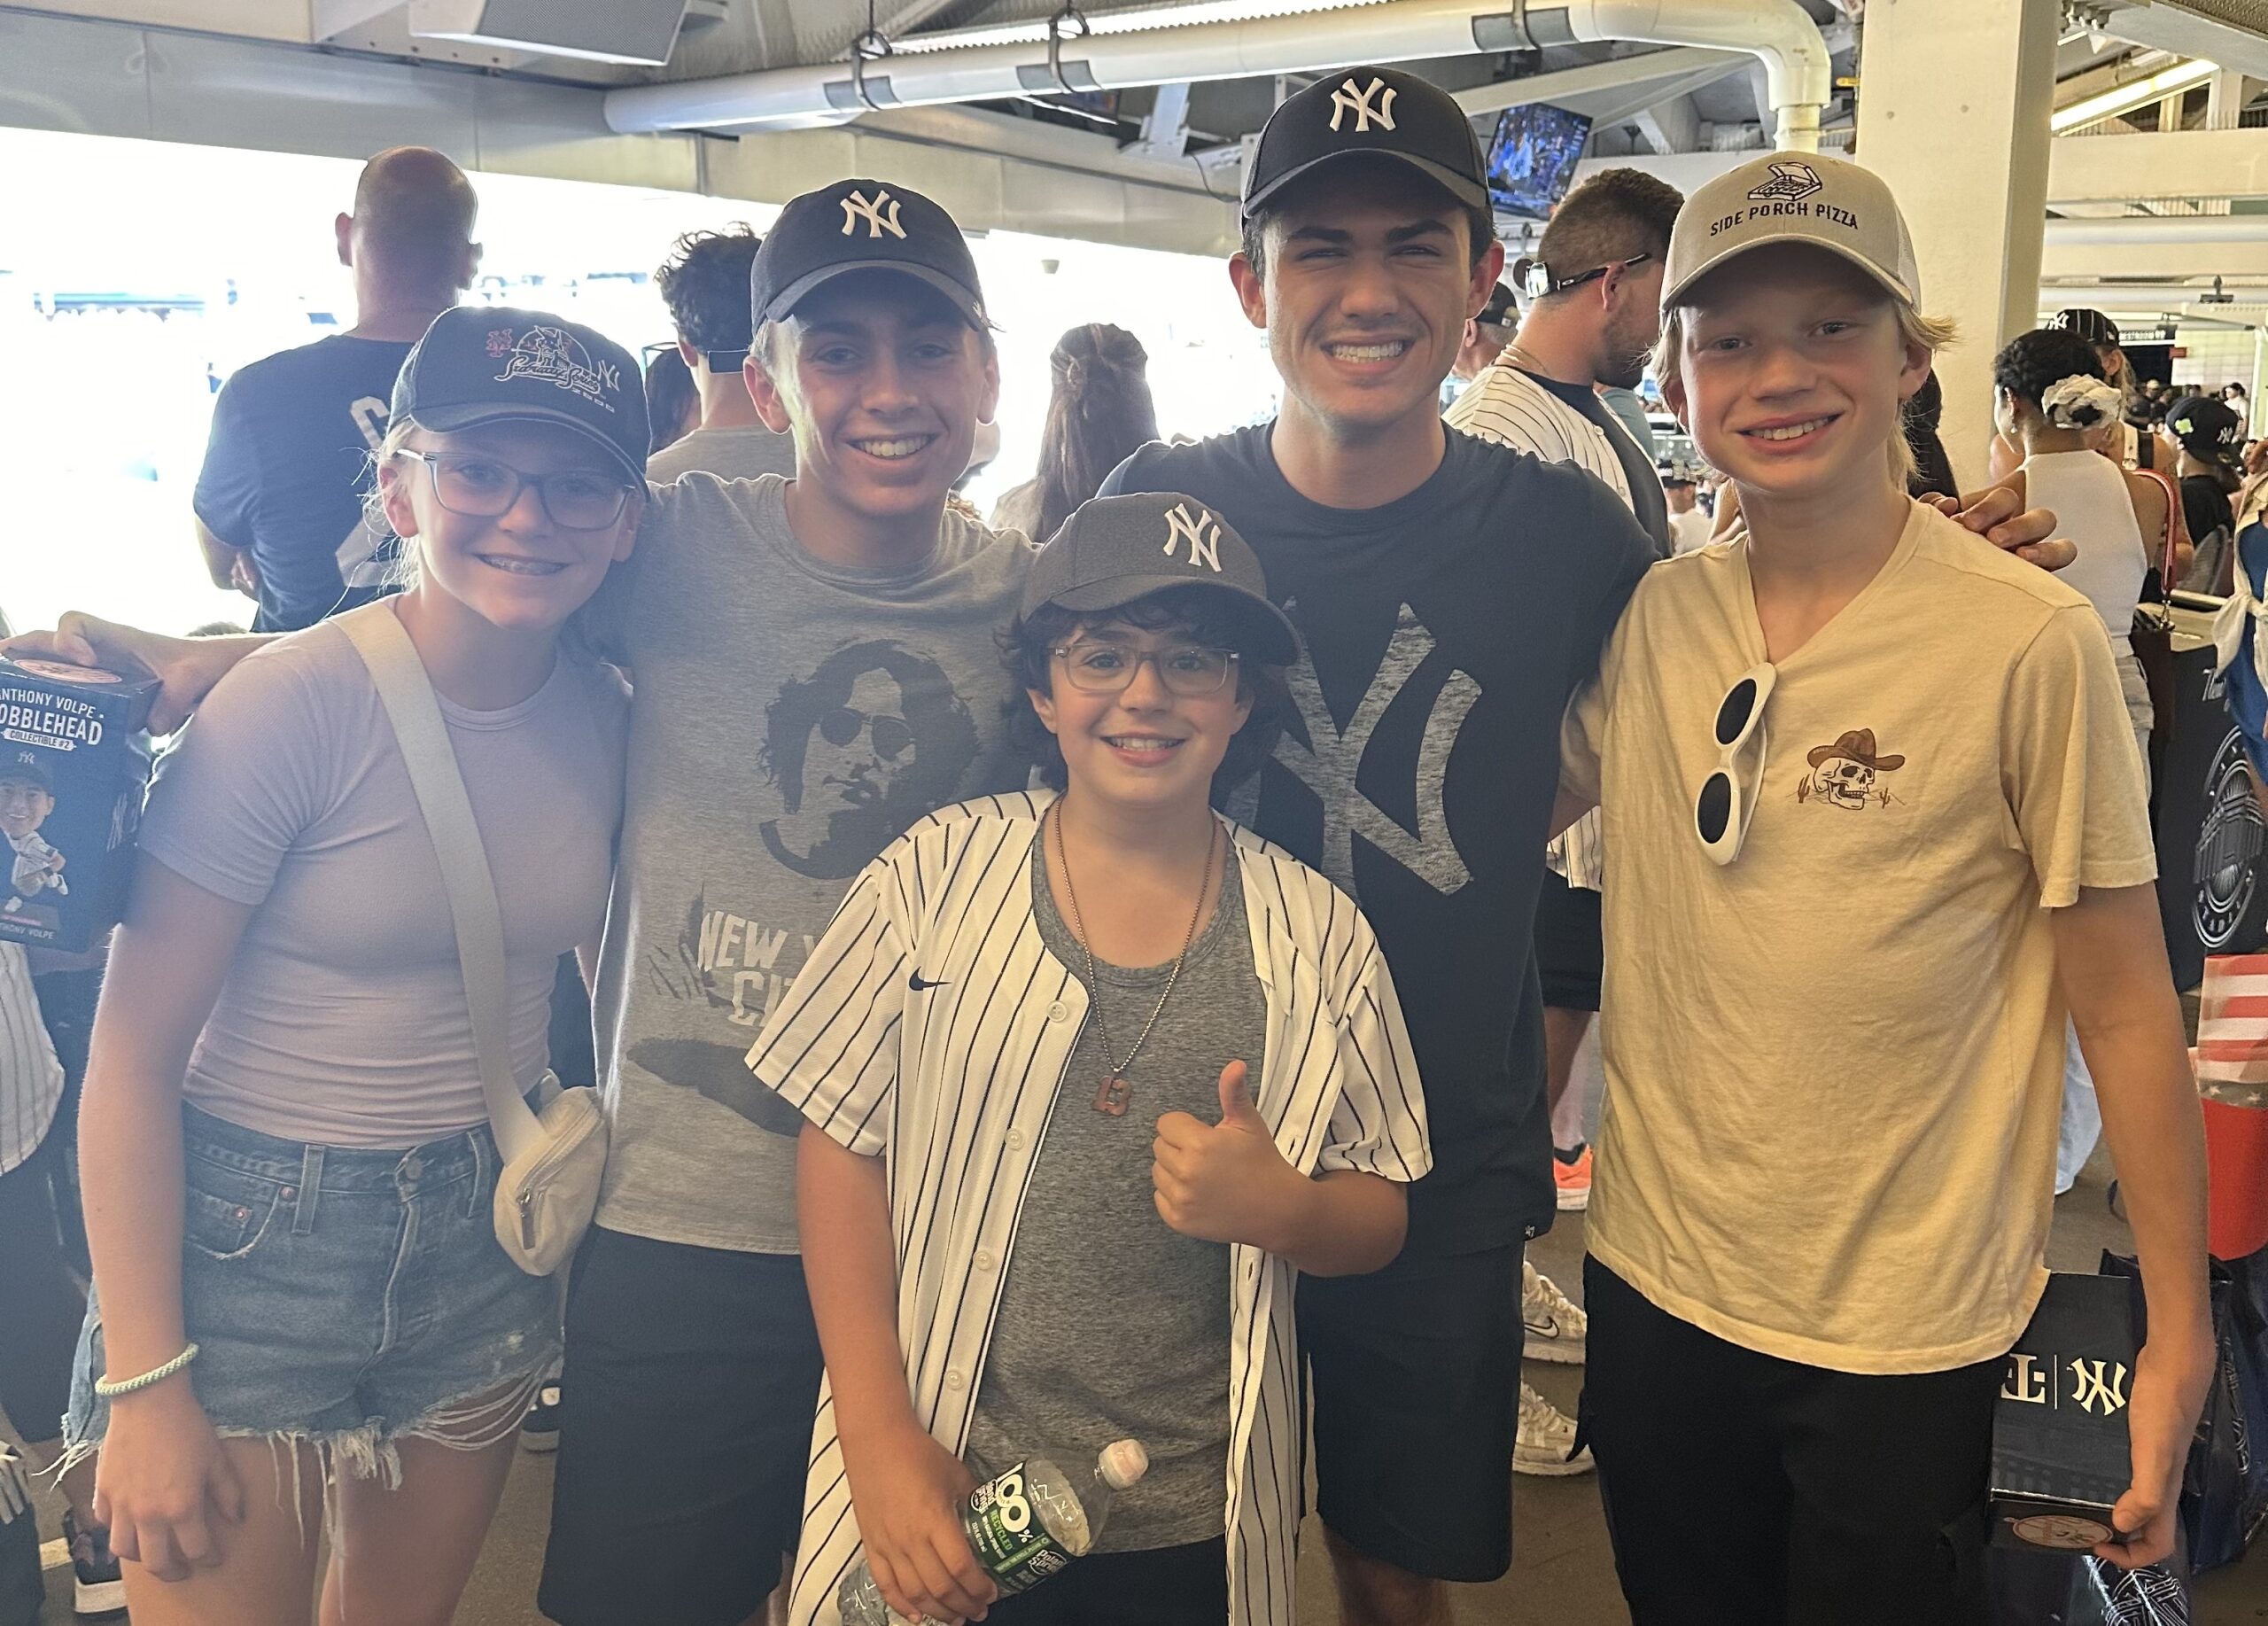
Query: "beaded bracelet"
93 1343 199 1399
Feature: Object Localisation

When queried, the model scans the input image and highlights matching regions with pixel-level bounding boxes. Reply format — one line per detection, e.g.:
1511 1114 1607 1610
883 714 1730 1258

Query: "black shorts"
1581 1257 2000 1626
1533 870 1603 1012
539 1227 825 1626
983 1537 1225 1623
1299 1241 1523 1582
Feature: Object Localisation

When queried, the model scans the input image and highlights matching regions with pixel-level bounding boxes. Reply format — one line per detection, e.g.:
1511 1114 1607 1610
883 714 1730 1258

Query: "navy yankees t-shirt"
1103 424 1652 1250
195 334 411 632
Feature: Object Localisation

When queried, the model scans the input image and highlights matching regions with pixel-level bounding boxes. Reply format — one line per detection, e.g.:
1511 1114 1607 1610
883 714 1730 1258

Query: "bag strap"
2135 465 2181 583
336 603 543 1160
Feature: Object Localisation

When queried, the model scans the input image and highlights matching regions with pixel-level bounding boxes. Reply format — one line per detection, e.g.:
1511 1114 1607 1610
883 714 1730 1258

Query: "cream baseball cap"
1661 152 1922 311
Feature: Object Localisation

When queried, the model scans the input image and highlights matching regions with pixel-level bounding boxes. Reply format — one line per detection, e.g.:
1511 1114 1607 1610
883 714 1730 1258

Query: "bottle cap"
1097 1439 1149 1490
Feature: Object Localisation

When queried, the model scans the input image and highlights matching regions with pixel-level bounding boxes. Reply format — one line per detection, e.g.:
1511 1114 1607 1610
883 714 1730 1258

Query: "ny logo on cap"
1161 502 1223 572
1328 77 1397 135
840 188 906 240
1748 160 1822 204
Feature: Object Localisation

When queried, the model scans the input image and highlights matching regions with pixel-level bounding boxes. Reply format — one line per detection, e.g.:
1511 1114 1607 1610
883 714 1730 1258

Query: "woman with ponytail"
1994 325 2180 1200
993 324 1161 541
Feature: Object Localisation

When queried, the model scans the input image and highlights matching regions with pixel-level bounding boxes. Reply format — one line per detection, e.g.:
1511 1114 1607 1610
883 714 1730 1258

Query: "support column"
1856 0 2060 489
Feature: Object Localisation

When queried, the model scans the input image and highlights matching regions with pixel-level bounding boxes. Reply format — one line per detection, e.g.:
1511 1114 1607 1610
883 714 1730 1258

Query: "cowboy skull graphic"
1800 728 1905 811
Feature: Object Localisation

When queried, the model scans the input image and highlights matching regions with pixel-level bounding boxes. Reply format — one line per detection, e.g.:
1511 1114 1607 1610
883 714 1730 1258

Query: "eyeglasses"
1052 643 1240 696
400 451 636 532
1694 662 1776 866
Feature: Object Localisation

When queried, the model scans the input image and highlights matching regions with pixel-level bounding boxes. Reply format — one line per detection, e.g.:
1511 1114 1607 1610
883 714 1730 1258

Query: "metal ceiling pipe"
603 0 1830 151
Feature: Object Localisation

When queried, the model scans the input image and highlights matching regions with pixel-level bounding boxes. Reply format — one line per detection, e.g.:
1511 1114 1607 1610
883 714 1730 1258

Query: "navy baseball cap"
750 180 987 331
2169 393 2243 462
2052 308 2122 349
1022 493 1301 666
1242 66 1489 222
1479 281 1518 328
391 307 649 487
0 750 52 793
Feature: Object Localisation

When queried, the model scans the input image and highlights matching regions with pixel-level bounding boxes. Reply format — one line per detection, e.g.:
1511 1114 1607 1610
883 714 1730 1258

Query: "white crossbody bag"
338 603 608 1276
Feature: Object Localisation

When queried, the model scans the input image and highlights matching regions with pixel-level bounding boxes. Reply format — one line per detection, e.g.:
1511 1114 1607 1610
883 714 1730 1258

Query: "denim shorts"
66 1102 560 1482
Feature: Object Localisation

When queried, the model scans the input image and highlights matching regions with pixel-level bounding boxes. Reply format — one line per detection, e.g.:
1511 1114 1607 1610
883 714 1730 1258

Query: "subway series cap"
1663 152 1922 311
750 179 987 331
1021 493 1301 667
391 306 649 487
1242 66 1489 222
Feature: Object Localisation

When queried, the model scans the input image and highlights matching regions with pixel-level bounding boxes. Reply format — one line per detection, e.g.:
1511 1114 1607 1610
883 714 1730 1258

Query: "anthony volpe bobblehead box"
1989 1272 2141 1552
0 652 159 953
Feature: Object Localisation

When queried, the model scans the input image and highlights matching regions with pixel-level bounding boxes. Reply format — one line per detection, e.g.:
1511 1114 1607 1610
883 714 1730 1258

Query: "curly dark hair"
1001 587 1293 794
1993 327 2111 423
654 225 762 358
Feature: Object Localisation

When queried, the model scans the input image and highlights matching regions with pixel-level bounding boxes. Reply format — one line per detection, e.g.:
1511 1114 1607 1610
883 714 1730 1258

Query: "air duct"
603 0 1830 152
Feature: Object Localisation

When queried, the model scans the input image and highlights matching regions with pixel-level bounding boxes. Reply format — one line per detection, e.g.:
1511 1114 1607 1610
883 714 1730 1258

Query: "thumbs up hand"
1153 1062 1302 1249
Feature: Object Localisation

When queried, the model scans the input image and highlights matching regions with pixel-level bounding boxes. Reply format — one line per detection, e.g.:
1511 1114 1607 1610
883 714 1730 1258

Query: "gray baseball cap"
1663 152 1922 311
1021 493 1301 666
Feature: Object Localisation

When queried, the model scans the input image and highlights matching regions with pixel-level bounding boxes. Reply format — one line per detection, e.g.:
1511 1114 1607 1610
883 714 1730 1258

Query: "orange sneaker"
1553 1143 1593 1212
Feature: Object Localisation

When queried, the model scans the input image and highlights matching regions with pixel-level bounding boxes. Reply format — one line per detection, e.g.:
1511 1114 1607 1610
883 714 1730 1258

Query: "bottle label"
963 1462 1076 1595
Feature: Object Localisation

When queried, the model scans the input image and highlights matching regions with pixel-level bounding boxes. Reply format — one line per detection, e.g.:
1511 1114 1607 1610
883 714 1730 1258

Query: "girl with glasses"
59 307 642 1626
749 493 1429 1626
1552 155 2211 1622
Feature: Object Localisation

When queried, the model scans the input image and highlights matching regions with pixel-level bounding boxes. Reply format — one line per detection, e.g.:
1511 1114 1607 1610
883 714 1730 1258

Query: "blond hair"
1653 299 1958 491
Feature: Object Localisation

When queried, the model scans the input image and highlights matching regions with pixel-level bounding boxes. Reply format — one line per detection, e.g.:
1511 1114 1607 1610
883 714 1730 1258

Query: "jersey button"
975 1250 997 1272
1046 1001 1070 1023
945 1369 966 1390
1005 1129 1027 1151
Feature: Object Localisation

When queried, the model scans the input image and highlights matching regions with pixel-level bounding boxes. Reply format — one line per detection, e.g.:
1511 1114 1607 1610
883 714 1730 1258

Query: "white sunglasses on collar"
1695 662 1776 866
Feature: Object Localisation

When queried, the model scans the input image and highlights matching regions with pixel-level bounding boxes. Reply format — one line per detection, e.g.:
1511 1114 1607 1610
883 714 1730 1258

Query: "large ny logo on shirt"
1275 603 1478 896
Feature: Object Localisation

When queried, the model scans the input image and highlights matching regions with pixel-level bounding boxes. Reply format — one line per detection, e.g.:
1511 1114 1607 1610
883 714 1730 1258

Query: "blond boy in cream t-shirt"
1554 152 2213 1625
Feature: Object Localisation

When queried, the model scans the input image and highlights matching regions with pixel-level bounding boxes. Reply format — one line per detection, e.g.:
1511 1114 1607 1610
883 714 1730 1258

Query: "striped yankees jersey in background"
1448 362 1663 892
0 943 63 1178
748 792 1429 1626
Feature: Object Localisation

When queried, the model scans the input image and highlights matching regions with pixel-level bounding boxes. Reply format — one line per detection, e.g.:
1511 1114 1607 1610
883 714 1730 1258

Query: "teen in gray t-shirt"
586 471 1033 1253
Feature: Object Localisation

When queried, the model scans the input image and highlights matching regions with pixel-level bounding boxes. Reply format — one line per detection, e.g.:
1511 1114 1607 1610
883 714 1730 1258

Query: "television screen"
1486 104 1594 220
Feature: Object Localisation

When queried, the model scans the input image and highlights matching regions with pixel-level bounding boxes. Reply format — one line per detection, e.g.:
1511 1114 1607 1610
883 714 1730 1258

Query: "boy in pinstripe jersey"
754 493 1428 1626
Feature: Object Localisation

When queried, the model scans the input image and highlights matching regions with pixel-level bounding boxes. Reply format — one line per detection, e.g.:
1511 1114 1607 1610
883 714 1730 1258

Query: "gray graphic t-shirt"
590 473 1034 1251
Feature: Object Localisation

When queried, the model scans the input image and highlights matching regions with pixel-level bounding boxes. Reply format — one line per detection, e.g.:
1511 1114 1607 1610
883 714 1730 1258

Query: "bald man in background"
194 146 480 631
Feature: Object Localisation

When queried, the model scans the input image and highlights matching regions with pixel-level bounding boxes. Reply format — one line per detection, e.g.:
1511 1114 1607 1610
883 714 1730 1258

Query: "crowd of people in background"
0 60 2241 1626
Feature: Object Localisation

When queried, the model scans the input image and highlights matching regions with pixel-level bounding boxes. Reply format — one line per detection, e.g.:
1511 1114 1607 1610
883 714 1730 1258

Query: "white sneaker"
1513 1382 1593 1477
1521 1260 1588 1365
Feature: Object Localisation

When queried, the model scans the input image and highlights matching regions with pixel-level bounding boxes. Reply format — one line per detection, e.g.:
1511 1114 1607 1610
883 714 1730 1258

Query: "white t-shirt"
140 621 628 1148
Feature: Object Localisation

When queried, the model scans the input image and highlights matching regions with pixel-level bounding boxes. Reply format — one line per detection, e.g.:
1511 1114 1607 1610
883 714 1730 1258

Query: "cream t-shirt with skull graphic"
1562 499 2155 1373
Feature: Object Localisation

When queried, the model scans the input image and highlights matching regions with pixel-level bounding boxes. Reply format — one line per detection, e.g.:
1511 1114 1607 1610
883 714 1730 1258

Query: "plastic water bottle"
838 1439 1148 1625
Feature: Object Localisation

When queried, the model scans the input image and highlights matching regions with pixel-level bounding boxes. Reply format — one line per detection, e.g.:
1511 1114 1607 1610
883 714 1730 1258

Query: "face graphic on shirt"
758 639 981 880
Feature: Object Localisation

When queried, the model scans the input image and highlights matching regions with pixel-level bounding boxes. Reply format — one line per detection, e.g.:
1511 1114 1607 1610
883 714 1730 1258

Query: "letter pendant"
1094 1075 1131 1116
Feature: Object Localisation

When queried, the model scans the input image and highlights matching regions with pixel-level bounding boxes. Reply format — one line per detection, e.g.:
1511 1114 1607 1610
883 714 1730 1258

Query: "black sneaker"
63 1509 126 1618
520 1381 563 1453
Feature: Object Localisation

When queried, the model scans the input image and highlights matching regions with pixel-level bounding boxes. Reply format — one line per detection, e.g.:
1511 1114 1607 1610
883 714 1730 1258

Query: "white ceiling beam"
1631 90 1700 154
1452 46 1744 117
2048 125 2268 200
2096 0 2268 78
309 0 402 40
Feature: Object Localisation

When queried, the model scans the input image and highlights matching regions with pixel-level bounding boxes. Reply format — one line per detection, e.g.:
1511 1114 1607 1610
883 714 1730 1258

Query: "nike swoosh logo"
908 972 950 992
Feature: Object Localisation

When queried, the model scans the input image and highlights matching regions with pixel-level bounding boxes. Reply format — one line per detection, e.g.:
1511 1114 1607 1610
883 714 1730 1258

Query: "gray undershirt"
963 838 1260 1552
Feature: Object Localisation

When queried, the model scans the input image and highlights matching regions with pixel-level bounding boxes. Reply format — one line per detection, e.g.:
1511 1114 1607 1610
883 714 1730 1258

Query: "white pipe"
603 0 1830 152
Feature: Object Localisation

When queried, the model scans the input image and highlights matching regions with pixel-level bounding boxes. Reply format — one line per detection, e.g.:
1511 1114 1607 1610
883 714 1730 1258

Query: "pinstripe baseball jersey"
1447 362 1669 891
748 791 1430 1626
0 943 63 1177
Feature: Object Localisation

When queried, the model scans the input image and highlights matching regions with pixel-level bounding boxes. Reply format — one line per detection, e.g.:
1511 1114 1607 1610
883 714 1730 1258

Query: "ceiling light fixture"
2051 56 2215 133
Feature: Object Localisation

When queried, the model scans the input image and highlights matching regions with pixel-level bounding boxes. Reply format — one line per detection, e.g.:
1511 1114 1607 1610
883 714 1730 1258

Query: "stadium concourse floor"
23 1140 2268 1623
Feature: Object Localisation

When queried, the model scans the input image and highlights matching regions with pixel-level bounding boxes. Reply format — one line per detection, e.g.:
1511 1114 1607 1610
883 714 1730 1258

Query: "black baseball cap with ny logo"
749 178 989 331
1241 65 1490 223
